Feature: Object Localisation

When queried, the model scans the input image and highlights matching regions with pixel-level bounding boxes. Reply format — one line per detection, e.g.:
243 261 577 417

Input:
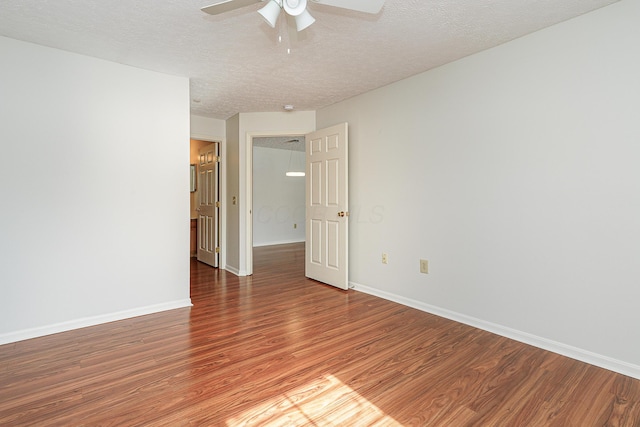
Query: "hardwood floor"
2 242 640 426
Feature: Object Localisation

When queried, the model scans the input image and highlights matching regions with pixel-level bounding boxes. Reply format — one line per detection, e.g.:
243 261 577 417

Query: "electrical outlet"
382 253 388 264
420 259 429 274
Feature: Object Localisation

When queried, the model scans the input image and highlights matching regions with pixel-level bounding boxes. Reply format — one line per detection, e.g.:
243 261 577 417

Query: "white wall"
317 0 640 379
0 37 191 343
225 114 241 274
253 146 305 246
191 114 225 141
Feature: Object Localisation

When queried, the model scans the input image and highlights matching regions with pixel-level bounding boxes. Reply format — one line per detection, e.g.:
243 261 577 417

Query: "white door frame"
192 134 226 271
196 142 220 267
244 129 313 276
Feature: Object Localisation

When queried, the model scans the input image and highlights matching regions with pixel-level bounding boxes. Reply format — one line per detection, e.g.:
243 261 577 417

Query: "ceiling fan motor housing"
283 0 307 16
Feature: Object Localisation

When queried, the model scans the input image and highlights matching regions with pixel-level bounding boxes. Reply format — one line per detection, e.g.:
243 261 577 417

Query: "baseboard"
0 299 193 345
253 239 305 247
351 282 640 380
225 265 242 276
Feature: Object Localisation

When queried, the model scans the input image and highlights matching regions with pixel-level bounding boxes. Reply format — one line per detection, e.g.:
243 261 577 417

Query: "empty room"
1 0 639 425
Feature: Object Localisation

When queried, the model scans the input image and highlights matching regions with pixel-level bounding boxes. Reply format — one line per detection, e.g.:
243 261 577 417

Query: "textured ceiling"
0 0 619 120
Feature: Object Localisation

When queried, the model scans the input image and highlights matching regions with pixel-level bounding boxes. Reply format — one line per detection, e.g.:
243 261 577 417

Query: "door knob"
338 211 349 217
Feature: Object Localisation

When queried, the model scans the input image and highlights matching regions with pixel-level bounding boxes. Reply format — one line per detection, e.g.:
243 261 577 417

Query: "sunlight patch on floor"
226 374 402 426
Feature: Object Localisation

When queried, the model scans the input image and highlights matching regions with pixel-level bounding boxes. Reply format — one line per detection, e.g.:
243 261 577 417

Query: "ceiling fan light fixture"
258 0 282 28
282 0 307 16
295 9 315 31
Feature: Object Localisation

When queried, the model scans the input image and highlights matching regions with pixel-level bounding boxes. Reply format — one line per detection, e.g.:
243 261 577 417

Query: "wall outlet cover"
420 259 429 274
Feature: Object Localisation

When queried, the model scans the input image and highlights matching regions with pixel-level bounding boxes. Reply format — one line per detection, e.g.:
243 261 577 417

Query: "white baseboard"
0 299 193 345
351 282 640 380
253 239 305 247
225 265 242 276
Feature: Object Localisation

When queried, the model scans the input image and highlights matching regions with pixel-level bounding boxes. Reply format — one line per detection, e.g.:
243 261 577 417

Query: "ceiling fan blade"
201 0 262 15
310 0 384 14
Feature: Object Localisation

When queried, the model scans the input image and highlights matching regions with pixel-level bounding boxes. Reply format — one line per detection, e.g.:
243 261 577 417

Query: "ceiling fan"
201 0 385 32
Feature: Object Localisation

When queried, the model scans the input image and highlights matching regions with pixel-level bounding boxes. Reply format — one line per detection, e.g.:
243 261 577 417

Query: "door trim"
245 129 314 276
191 134 226 271
196 142 220 267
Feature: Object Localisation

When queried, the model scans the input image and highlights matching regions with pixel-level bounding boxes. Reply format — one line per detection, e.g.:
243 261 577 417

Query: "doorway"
251 135 306 263
246 123 349 290
190 139 221 267
244 129 314 276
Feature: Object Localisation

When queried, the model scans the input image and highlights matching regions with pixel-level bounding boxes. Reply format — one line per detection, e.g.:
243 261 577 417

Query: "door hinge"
215 201 221 208
215 247 221 254
215 155 221 163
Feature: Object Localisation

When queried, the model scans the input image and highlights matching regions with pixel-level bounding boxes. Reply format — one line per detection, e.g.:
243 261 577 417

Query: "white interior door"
305 123 349 290
197 143 219 267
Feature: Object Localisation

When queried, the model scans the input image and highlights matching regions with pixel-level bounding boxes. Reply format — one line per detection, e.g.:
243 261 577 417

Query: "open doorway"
190 138 221 266
245 124 349 288
252 136 306 248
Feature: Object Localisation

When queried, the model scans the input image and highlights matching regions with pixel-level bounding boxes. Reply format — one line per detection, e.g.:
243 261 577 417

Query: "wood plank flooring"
1 242 640 426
